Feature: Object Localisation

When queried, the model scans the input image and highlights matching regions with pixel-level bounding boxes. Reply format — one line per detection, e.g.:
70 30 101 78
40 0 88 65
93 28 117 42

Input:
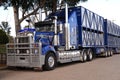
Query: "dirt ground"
0 54 120 80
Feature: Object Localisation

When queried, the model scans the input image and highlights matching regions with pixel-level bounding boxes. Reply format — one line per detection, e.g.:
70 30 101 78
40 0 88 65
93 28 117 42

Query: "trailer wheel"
87 49 93 61
43 52 57 71
105 51 108 57
110 50 113 56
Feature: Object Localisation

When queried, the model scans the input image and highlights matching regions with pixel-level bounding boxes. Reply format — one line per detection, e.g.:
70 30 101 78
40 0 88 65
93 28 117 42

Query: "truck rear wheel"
43 52 57 71
87 49 93 61
105 51 108 57
80 49 87 62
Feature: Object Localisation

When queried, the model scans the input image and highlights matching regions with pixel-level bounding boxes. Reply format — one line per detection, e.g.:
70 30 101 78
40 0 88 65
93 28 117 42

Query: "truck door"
70 26 77 48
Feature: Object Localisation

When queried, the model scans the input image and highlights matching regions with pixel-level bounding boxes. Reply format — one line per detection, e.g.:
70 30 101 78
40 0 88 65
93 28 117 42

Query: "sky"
0 0 120 36
79 0 120 23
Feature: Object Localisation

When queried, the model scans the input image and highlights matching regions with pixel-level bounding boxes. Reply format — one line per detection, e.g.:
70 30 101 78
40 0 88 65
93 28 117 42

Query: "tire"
80 49 87 62
43 53 57 71
108 50 111 57
110 50 113 56
87 49 93 61
105 51 108 57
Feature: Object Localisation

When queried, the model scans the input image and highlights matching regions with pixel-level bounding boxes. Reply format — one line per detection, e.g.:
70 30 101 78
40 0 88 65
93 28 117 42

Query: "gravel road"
0 54 120 80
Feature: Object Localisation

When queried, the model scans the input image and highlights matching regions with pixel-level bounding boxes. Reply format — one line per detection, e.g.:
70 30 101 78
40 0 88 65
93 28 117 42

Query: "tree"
0 29 9 54
0 29 9 44
0 21 11 35
0 0 87 35
0 0 43 35
45 0 88 13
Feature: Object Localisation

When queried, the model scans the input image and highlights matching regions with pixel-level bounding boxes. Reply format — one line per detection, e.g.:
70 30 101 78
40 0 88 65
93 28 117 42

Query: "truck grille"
7 36 41 55
6 36 42 67
15 36 29 43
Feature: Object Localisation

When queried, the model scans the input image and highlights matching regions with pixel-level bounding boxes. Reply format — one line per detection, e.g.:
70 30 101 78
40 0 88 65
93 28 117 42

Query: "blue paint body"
47 6 105 54
35 32 56 55
104 19 120 52
20 6 120 55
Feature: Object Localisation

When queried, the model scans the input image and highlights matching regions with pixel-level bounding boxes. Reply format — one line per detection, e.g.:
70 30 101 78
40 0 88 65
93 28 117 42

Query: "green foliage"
0 44 6 54
0 0 88 33
0 21 11 35
8 35 14 43
0 30 9 44
66 0 87 6
44 0 88 12
1 0 88 12
0 0 40 11
24 25 29 28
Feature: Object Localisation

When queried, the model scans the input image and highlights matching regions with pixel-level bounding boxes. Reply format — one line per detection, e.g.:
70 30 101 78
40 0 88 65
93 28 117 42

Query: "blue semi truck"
6 5 120 70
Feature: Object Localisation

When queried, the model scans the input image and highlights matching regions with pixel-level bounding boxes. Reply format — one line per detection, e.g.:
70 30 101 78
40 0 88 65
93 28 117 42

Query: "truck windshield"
36 25 54 32
35 21 54 32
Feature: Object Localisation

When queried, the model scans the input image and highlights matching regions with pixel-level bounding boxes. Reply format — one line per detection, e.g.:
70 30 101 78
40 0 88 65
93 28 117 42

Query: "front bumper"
6 42 45 68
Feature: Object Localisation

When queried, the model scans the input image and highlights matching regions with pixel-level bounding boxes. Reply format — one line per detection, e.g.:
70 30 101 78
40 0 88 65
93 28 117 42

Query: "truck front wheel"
43 52 57 71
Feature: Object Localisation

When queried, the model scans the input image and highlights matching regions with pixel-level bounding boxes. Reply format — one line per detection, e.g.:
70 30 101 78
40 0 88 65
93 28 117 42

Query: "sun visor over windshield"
35 21 54 27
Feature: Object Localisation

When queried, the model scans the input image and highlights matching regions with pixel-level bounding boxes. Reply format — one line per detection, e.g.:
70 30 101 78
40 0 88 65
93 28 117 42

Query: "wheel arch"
42 45 58 59
45 51 58 61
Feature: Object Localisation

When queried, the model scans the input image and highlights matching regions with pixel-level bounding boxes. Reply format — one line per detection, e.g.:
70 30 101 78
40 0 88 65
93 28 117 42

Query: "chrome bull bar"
6 42 45 68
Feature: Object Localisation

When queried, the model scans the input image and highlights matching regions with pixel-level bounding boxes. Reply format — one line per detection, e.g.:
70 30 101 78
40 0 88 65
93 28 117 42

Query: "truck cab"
7 15 65 70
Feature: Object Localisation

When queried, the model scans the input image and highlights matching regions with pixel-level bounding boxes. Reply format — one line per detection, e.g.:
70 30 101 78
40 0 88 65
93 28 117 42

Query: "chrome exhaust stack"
53 16 59 46
65 2 71 50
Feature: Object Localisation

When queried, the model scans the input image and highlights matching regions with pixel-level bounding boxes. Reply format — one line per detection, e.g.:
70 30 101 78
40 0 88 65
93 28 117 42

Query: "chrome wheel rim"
89 52 93 60
84 52 87 61
105 52 108 57
48 56 55 67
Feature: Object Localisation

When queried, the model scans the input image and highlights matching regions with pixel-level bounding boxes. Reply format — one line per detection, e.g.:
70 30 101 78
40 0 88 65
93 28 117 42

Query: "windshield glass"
36 25 54 32
35 21 54 32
